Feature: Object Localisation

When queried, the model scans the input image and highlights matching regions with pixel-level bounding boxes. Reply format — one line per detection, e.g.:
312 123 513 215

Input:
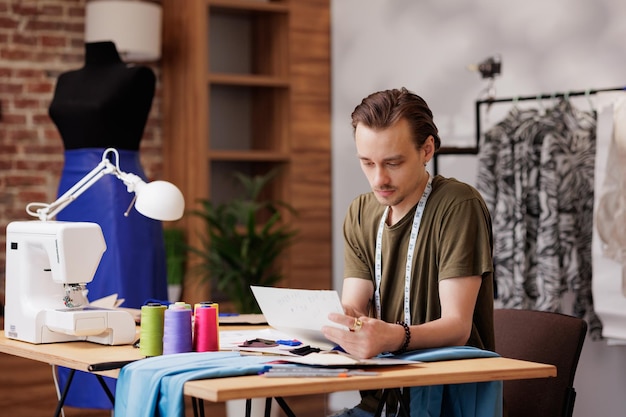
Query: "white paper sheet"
278 351 418 367
250 286 347 350
219 328 296 352
219 329 417 366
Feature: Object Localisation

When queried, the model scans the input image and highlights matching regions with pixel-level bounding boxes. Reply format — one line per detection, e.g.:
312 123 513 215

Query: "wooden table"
183 356 555 402
0 331 142 379
0 332 556 416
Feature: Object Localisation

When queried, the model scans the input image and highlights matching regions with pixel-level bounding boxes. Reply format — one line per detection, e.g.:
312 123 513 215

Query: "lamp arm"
25 149 120 221
24 147 184 222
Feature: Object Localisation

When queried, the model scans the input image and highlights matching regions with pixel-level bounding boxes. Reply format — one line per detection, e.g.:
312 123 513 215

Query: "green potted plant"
190 170 297 313
163 227 186 302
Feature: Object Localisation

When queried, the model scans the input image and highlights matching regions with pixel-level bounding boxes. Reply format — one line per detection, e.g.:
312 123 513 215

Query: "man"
322 88 495 416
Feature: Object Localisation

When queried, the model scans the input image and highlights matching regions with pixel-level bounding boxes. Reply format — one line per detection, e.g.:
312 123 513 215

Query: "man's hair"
350 87 441 151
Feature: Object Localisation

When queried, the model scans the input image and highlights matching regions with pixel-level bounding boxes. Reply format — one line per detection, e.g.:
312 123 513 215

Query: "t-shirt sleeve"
343 198 374 280
438 197 493 280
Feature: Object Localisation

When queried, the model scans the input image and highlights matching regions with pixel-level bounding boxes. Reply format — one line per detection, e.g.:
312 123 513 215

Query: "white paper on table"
88 294 139 322
250 286 347 350
89 294 119 308
219 328 418 366
279 351 419 366
220 328 297 353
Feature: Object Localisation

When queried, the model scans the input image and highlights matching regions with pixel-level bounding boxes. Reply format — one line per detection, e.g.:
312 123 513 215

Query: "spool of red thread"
194 306 219 352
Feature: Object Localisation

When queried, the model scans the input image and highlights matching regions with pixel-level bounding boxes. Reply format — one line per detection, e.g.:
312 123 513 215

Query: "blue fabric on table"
56 148 168 409
114 347 503 417
114 352 271 417
396 346 503 417
394 345 500 362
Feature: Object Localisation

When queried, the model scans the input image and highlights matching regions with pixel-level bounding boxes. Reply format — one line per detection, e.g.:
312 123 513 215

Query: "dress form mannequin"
49 41 155 150
48 41 167 410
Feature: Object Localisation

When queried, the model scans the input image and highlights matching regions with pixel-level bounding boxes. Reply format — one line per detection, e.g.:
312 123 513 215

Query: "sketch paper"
250 286 347 350
280 351 417 366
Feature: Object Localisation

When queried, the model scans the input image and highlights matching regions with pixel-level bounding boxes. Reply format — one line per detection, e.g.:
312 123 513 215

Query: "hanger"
549 91 559 110
512 96 519 107
536 93 546 115
585 88 595 112
564 91 570 102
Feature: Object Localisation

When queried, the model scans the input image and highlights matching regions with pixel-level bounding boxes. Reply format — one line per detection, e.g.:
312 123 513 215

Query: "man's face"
355 118 429 214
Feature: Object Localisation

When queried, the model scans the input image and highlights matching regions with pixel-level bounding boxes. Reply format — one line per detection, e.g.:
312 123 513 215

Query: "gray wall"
331 0 626 415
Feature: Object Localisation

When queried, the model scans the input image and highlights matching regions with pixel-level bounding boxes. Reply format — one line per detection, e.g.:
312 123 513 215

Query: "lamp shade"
85 0 162 62
134 180 185 221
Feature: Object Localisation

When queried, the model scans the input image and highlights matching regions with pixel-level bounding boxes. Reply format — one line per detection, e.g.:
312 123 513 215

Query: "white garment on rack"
596 97 626 263
592 93 626 342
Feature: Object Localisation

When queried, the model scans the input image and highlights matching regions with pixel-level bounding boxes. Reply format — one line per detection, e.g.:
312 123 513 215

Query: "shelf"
209 73 289 87
162 0 331 313
209 85 288 152
208 160 288 206
208 150 290 162
208 0 289 14
208 2 288 77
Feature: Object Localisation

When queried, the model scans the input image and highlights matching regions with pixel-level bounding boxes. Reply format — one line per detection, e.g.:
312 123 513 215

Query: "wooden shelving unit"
161 0 332 313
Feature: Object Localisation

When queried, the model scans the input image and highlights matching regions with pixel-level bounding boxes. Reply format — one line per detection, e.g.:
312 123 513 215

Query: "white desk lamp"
26 147 184 222
4 148 185 345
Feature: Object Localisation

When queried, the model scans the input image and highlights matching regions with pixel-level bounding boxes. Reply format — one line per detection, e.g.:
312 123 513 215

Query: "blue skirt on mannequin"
56 148 168 409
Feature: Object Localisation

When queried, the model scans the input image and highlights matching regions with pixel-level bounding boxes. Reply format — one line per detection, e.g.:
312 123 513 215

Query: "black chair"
494 308 587 417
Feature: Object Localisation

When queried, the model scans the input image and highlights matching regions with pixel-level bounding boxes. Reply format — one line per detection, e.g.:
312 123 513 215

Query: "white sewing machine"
4 220 136 345
3 148 184 346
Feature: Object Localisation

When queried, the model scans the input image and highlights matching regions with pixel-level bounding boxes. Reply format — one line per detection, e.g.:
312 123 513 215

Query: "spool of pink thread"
194 306 219 352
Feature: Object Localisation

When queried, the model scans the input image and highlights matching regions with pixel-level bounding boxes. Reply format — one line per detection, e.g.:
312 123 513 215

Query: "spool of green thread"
140 303 167 356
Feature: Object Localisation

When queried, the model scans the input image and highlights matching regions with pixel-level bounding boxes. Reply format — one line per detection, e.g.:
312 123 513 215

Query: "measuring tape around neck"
374 174 433 324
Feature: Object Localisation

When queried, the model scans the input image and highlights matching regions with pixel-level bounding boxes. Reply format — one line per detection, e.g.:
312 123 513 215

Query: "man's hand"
325 275 483 358
322 313 405 359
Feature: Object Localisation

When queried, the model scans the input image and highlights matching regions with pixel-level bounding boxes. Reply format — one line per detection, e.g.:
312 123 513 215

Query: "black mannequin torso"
49 41 156 150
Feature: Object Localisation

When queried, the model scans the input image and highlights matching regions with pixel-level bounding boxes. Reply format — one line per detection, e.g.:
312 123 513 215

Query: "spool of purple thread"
162 304 193 355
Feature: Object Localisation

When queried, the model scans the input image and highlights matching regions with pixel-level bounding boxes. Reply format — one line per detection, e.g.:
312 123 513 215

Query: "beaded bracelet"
393 321 411 355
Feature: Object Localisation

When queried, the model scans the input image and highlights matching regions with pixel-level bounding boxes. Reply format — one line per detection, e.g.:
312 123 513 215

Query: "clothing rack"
432 86 626 175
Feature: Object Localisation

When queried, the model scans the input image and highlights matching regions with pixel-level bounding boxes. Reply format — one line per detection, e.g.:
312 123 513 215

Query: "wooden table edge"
183 357 556 402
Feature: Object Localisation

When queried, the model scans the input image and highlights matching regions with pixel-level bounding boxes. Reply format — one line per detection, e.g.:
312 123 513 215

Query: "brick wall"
0 0 164 307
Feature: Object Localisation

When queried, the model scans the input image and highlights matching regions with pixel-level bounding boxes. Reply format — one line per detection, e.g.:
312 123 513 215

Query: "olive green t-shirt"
343 175 495 351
